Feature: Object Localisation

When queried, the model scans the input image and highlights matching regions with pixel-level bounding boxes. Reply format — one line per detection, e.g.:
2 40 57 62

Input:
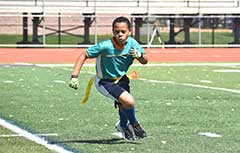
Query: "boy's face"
113 22 131 45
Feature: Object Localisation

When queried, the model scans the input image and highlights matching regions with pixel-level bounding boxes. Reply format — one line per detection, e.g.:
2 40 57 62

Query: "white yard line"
0 117 73 153
1 62 240 67
34 63 240 67
198 132 222 138
2 62 240 94
139 78 240 94
213 69 240 73
132 63 240 67
180 83 240 94
0 133 58 138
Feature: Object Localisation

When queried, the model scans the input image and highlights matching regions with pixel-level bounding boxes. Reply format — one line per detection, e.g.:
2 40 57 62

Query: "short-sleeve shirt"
86 37 144 79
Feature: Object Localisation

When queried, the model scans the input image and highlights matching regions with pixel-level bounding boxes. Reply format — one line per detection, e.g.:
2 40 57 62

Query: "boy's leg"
95 76 146 139
95 78 135 140
115 101 128 129
118 91 147 139
117 76 147 139
117 90 136 123
115 105 135 141
121 103 137 124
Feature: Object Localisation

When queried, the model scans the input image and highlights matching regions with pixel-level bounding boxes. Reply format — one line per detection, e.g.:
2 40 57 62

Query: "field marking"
0 133 58 138
180 82 240 94
1 62 240 94
198 132 222 138
200 80 212 83
0 117 73 153
213 69 240 73
53 80 66 84
34 63 240 67
1 63 240 68
38 62 239 94
139 78 240 94
2 80 14 83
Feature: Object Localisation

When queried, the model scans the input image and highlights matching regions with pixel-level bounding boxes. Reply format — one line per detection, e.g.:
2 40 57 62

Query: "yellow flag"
81 77 94 104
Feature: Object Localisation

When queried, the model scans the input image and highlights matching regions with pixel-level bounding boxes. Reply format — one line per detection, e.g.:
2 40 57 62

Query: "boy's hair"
112 16 132 30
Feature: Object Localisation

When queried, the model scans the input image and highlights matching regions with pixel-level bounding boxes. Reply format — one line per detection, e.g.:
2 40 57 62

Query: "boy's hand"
130 48 143 58
69 78 79 90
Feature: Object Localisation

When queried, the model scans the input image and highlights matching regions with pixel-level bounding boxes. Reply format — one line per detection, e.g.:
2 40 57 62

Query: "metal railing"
0 0 239 14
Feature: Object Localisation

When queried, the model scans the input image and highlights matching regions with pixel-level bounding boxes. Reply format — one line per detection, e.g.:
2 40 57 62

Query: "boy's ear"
129 28 133 33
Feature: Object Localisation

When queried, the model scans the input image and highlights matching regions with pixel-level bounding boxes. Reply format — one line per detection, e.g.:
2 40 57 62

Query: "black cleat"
130 122 147 139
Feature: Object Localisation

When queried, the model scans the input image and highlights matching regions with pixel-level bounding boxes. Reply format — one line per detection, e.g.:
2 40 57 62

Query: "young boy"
69 16 148 140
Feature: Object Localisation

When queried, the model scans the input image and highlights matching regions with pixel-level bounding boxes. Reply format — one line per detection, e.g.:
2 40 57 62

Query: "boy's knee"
124 100 134 109
119 91 135 109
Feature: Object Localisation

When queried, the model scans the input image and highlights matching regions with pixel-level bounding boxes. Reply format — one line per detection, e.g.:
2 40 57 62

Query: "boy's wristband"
71 75 78 78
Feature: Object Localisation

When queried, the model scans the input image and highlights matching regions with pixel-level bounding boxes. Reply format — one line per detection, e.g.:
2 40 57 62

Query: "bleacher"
0 0 239 15
0 0 240 47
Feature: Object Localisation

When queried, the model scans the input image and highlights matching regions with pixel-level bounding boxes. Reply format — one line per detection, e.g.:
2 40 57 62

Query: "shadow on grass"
52 138 141 145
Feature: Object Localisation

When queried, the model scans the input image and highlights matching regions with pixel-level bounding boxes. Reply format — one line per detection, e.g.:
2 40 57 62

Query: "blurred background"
0 0 240 47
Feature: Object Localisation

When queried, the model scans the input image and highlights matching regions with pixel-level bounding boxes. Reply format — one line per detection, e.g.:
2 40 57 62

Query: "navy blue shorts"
95 75 130 101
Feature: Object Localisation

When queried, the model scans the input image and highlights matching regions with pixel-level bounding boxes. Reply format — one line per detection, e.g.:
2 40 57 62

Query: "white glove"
130 48 143 58
69 78 79 90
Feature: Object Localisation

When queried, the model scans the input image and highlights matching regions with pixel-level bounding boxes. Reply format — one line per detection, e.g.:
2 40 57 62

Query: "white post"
94 0 97 44
42 0 46 46
198 0 202 45
147 0 150 48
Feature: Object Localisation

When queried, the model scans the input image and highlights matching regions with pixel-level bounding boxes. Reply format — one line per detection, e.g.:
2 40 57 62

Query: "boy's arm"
135 54 148 65
71 50 88 77
69 50 88 89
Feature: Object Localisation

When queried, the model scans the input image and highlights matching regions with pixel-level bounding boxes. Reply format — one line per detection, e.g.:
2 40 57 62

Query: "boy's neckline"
111 37 127 51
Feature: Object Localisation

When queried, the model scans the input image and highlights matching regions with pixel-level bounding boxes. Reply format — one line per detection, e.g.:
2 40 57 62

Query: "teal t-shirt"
87 37 144 79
